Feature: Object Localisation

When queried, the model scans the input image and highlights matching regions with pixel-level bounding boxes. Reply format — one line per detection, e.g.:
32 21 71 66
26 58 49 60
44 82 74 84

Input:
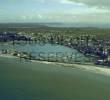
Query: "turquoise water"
0 43 87 62
0 43 75 53
0 57 110 100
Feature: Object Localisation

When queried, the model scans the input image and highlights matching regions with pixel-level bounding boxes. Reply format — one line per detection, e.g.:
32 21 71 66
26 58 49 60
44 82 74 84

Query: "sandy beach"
0 54 110 76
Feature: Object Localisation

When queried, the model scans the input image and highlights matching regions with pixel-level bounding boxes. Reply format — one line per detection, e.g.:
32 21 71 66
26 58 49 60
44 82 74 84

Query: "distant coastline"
0 23 110 28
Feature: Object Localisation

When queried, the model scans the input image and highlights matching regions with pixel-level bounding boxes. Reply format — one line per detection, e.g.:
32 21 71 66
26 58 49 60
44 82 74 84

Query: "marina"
0 42 88 64
1 0 110 99
0 31 110 66
0 28 110 100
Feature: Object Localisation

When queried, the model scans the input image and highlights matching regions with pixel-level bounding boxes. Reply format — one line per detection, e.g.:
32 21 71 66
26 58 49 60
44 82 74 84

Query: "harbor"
1 0 110 99
0 31 110 66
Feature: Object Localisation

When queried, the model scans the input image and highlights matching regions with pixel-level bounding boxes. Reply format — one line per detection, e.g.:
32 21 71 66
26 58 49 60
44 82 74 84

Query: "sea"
1 56 110 100
0 43 110 100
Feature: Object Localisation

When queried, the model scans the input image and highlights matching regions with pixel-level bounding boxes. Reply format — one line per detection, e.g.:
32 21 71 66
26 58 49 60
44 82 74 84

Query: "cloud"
32 0 45 3
21 16 27 20
1 0 110 23
67 0 110 9
37 14 43 19
20 12 110 23
60 0 75 4
60 0 85 6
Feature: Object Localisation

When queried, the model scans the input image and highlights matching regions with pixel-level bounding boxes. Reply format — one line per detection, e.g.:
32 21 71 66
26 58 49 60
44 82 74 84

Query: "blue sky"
0 0 110 23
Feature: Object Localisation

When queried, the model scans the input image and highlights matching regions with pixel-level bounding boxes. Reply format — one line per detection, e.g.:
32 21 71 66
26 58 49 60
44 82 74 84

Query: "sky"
0 0 110 24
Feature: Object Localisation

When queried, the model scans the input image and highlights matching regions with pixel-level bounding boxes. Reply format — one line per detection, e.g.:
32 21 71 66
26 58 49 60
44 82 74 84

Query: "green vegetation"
0 24 110 66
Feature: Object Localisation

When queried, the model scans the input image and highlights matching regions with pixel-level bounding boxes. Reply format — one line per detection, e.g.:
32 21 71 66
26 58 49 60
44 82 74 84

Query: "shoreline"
0 54 110 76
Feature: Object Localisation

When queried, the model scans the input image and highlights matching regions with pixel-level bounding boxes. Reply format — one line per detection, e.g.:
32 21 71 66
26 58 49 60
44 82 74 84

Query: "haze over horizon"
0 0 110 26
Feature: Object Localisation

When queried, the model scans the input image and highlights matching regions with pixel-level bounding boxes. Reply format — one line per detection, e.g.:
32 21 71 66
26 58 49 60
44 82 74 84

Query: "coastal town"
0 29 110 67
1 0 110 99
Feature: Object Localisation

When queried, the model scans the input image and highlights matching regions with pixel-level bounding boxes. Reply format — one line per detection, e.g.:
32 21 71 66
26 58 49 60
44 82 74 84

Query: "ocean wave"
0 54 110 76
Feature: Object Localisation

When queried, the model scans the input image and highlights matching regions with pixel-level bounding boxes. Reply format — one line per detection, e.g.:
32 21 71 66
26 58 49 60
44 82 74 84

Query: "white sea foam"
0 54 16 58
0 54 110 76
32 61 110 76
73 64 110 76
